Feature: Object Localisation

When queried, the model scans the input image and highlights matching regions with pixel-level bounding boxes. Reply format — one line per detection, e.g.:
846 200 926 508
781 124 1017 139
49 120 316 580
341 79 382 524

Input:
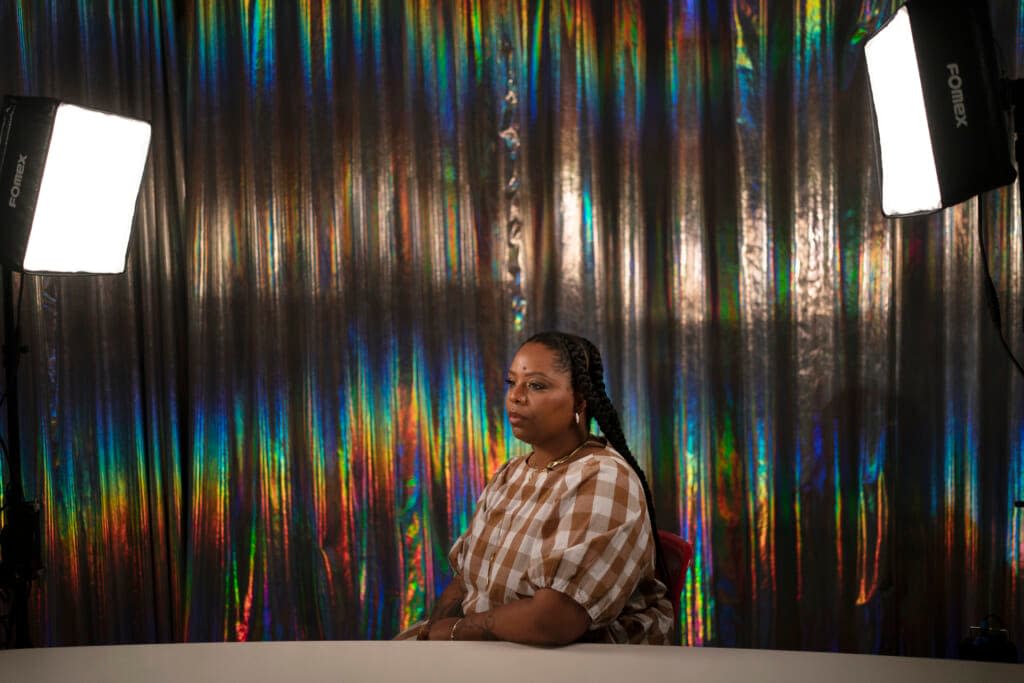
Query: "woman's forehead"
508 342 567 376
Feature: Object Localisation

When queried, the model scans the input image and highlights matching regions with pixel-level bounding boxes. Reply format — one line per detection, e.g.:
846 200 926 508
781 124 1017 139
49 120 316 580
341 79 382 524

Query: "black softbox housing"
867 0 1016 216
0 97 60 271
910 1 1014 207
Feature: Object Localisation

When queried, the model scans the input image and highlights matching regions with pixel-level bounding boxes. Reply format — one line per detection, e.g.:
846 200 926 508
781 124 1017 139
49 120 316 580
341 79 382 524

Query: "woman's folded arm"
426 588 590 646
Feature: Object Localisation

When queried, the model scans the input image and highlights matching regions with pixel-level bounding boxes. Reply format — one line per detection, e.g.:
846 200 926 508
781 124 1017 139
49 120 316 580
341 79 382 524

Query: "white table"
0 640 1019 682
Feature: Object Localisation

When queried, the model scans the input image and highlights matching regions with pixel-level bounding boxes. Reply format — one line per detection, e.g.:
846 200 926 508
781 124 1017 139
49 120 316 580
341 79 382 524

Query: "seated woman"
404 332 672 645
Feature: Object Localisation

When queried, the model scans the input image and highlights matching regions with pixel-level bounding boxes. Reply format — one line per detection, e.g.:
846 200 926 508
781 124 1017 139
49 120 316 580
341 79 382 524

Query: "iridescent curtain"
0 0 1022 658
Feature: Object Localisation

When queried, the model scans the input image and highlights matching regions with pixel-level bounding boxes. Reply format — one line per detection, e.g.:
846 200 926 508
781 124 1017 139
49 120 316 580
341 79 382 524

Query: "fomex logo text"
8 153 27 208
946 63 968 129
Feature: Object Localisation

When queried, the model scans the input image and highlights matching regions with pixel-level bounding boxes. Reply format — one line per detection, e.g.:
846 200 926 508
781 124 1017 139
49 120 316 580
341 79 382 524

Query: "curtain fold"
0 0 1021 656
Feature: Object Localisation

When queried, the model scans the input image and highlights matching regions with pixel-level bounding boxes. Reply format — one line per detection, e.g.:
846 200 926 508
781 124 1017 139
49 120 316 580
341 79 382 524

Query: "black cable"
976 196 1024 377
1018 95 1024 348
1011 78 1024 350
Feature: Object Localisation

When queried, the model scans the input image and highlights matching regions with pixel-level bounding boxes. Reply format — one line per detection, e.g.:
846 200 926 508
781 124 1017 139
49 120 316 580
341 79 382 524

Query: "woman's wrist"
426 616 460 641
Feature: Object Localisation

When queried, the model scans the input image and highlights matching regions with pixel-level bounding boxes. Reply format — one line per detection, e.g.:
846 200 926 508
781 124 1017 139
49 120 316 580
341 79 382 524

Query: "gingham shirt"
448 444 673 644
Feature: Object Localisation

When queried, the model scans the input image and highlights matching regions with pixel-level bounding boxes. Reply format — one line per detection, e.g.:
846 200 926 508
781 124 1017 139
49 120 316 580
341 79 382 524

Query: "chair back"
657 530 694 626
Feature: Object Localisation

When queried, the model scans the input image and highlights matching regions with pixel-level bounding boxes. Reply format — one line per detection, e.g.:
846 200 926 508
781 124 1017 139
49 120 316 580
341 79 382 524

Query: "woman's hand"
427 579 467 623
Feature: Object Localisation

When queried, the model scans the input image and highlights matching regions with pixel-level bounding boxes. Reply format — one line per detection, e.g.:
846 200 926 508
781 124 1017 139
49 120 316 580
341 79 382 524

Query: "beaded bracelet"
449 617 465 641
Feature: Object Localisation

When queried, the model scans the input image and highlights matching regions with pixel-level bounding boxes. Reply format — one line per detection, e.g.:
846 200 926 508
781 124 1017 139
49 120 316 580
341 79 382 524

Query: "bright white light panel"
23 104 151 273
865 7 942 217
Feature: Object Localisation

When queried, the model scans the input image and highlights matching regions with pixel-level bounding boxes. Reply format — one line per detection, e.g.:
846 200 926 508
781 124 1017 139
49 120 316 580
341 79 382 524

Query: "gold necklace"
534 435 600 471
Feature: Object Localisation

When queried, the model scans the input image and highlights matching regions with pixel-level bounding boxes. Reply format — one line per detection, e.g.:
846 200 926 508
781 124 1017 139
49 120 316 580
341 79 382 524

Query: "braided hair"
522 331 669 585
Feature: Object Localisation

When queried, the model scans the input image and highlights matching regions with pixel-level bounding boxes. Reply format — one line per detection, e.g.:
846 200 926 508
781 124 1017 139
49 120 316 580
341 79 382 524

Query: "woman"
410 332 672 645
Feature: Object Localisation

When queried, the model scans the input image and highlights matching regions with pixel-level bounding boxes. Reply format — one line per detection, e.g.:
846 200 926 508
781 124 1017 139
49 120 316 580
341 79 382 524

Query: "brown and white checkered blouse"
448 444 673 644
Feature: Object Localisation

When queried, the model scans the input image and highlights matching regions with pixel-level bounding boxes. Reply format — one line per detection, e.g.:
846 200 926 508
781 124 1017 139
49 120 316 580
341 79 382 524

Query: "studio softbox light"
864 1 1015 217
0 96 151 274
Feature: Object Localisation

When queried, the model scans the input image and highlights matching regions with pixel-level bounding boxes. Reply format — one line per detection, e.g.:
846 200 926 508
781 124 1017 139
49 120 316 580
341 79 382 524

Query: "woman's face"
505 342 578 445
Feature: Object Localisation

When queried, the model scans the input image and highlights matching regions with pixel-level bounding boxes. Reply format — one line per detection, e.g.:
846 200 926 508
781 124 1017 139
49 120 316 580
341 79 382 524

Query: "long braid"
524 332 669 585
570 336 670 586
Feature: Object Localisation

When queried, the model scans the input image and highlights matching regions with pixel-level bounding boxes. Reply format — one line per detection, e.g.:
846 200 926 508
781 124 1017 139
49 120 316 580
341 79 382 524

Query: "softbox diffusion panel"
0 96 151 274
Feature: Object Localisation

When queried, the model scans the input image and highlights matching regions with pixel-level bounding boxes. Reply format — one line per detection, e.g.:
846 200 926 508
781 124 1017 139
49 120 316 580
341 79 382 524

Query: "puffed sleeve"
526 456 654 627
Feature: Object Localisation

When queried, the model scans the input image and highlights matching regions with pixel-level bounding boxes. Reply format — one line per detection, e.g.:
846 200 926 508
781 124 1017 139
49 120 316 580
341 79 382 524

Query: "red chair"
657 530 694 627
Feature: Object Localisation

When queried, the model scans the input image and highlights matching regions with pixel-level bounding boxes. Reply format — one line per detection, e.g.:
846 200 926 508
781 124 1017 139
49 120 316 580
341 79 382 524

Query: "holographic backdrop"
0 0 1022 657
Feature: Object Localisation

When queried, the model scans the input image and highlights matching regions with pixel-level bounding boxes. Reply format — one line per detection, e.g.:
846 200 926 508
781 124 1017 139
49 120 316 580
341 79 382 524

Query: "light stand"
866 5 1024 663
0 264 41 649
864 2 1024 374
0 95 150 649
